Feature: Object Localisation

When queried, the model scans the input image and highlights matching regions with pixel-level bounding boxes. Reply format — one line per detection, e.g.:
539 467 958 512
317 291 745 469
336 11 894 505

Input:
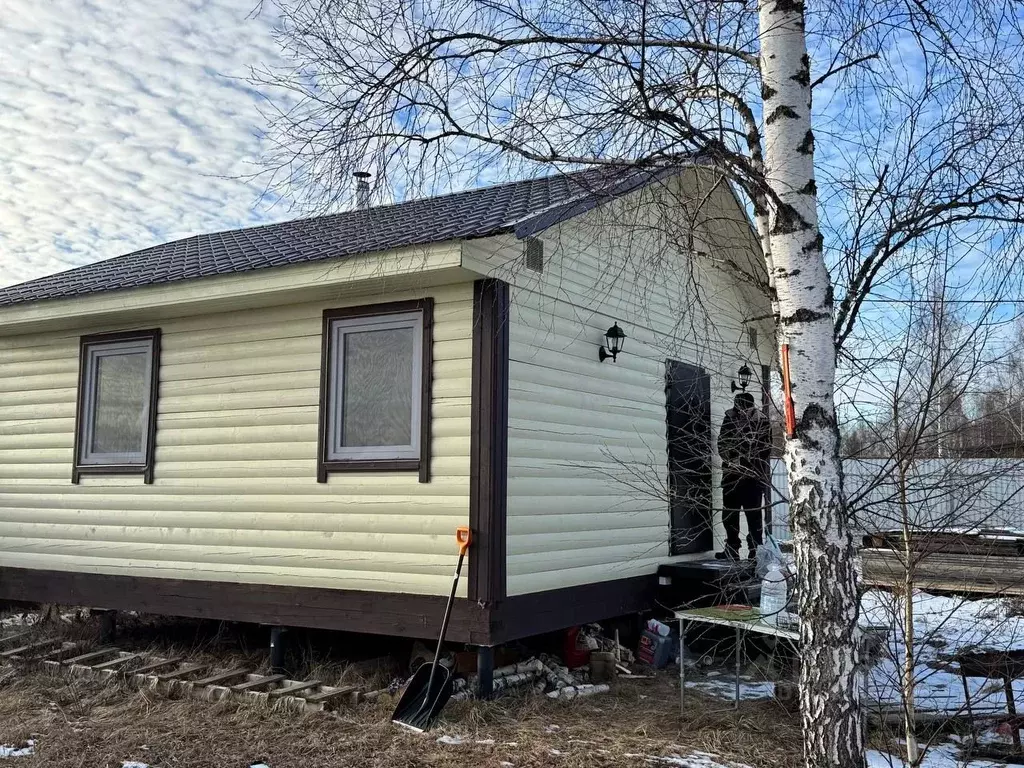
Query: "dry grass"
0 668 802 768
0 612 803 767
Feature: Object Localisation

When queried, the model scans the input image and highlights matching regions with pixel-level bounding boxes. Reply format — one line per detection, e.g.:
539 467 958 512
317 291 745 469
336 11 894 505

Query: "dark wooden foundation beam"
0 567 492 644
489 575 656 645
0 567 655 647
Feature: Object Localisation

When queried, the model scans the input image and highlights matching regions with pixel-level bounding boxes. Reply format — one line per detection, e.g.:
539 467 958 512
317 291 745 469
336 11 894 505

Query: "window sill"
317 458 422 483
72 464 153 484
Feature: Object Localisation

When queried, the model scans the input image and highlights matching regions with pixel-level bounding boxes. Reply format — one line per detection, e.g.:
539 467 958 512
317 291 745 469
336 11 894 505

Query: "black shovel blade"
391 663 455 733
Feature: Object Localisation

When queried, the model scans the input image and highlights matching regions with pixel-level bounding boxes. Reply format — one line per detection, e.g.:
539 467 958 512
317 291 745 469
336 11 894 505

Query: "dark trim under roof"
0 165 690 308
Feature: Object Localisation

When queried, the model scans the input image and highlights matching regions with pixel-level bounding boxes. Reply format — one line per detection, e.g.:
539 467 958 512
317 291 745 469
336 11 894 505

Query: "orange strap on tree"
456 526 472 555
782 343 796 439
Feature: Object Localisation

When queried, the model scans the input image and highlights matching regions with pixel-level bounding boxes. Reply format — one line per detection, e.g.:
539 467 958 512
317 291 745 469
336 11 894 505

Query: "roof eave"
0 240 467 335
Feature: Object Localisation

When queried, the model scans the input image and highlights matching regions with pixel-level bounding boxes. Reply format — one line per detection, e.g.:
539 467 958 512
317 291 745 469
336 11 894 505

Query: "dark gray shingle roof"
0 166 680 308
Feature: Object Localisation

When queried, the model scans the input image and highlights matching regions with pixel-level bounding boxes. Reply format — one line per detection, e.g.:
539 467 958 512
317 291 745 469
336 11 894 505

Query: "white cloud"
0 0 293 286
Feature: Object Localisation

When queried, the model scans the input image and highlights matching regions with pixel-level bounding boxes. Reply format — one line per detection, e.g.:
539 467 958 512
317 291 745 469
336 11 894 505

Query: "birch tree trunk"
757 1 864 766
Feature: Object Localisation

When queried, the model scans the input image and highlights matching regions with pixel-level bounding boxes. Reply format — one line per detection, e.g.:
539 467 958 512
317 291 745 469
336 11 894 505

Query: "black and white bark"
757 2 862 764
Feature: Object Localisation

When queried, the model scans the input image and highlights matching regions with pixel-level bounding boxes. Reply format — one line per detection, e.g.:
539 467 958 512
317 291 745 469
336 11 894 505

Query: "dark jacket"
718 406 771 484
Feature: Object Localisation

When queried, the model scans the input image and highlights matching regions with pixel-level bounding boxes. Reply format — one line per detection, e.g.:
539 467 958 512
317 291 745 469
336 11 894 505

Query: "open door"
665 360 713 555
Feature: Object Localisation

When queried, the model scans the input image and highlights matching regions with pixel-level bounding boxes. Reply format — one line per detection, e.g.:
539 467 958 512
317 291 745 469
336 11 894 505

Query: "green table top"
674 606 801 639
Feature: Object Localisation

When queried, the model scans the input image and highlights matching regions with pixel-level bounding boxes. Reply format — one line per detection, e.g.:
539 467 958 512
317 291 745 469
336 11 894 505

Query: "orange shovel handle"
456 526 472 555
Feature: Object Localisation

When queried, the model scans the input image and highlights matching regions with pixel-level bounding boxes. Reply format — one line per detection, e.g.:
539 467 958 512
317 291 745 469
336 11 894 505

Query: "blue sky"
0 0 291 287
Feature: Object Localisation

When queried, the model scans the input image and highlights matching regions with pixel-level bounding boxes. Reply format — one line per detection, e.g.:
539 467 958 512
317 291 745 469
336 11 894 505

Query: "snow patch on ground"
863 590 1024 714
684 679 775 701
624 751 751 768
688 591 1024 713
436 735 467 745
0 741 34 758
122 762 150 768
867 744 1003 768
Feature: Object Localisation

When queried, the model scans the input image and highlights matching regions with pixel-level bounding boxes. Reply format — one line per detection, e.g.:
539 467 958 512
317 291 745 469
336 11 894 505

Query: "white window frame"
78 337 155 467
326 311 423 461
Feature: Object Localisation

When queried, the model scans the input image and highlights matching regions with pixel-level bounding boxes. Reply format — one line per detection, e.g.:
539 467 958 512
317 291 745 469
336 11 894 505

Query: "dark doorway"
665 360 713 555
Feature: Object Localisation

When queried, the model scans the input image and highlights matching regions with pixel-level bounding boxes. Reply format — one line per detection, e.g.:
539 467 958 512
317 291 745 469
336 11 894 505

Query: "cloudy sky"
0 0 291 287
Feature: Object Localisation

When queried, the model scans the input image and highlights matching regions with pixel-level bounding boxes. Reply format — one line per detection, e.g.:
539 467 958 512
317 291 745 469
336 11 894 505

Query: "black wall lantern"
731 363 753 392
599 323 626 362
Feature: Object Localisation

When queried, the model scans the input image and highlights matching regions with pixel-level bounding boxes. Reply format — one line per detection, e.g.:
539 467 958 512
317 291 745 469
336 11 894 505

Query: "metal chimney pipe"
353 171 371 209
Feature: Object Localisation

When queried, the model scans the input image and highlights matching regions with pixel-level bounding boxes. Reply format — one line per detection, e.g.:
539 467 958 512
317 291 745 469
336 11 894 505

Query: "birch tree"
256 0 1024 764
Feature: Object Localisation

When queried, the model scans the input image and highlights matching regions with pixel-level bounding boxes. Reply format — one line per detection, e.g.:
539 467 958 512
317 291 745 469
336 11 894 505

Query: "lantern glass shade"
605 323 626 356
738 364 752 389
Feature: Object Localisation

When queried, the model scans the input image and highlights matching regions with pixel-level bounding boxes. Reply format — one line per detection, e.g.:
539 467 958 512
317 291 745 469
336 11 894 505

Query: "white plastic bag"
755 534 784 579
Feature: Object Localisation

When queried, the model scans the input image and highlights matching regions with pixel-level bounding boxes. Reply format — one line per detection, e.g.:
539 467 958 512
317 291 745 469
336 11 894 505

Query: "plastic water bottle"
760 564 788 626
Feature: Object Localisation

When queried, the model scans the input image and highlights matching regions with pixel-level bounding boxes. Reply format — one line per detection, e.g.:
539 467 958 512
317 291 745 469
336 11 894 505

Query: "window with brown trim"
73 329 161 484
317 299 433 483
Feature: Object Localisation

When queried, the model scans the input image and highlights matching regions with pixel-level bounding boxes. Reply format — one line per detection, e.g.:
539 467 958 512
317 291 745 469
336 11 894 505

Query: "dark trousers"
722 474 764 556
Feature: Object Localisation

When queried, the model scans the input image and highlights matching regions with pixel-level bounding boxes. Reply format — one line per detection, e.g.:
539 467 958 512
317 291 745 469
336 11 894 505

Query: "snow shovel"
392 526 472 732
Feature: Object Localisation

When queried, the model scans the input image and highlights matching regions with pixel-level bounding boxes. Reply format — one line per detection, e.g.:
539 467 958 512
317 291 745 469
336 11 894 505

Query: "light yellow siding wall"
0 281 475 596
464 169 773 595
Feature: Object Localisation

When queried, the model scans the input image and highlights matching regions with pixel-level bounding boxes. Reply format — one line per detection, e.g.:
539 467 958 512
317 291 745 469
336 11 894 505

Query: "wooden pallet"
862 547 1024 596
864 530 1024 558
0 634 364 712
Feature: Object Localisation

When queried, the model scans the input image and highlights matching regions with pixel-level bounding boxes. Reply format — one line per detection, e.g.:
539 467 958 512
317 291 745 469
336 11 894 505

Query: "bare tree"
838 240 1024 766
255 0 1024 764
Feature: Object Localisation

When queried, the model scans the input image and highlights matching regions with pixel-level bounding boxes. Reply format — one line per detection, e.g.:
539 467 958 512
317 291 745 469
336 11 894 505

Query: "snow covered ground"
863 590 1024 715
688 590 1024 716
684 590 1024 766
684 678 777 701
0 741 33 759
867 743 1005 768
622 751 752 767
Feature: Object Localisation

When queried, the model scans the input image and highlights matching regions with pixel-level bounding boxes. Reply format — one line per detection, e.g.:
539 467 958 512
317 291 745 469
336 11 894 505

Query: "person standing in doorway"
716 391 771 560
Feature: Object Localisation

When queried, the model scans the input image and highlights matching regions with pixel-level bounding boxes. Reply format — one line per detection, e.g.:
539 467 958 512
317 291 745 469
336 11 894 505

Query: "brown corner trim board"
468 278 510 606
0 567 655 647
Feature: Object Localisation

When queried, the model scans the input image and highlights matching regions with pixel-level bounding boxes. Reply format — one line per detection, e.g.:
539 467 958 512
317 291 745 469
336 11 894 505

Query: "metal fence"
768 458 1024 541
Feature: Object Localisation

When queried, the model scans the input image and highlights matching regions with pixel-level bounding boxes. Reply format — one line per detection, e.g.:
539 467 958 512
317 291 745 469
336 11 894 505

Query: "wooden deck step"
91 654 141 671
65 648 118 665
133 658 183 675
0 631 33 649
194 668 250 687
268 680 321 698
155 663 206 682
231 674 286 693
1 638 60 658
37 643 85 662
305 685 359 704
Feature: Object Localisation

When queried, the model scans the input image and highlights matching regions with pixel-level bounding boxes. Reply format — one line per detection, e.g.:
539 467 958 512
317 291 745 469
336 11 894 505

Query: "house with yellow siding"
0 165 773 652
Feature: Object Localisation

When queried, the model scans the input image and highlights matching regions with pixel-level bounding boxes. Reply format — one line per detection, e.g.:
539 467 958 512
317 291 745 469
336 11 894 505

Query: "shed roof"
0 165 686 307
